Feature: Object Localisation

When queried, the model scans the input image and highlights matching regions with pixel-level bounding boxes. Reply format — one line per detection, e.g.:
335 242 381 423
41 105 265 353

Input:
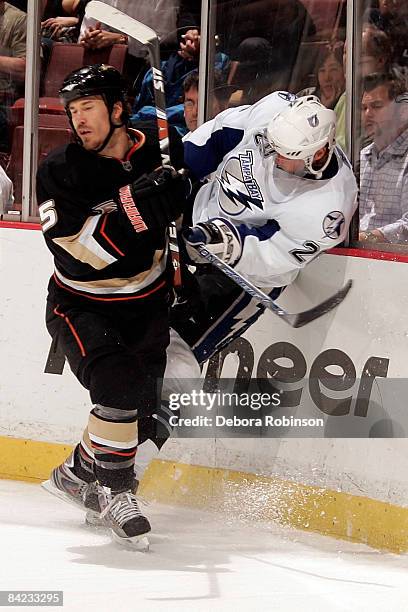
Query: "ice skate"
85 478 139 527
98 486 150 550
41 454 91 510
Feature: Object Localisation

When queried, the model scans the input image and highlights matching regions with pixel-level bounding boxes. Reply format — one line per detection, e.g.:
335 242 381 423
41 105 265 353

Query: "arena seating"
43 43 128 97
8 122 74 206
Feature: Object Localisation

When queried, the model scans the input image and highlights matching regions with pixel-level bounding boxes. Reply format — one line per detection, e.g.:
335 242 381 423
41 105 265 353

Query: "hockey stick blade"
194 244 352 328
86 1 157 45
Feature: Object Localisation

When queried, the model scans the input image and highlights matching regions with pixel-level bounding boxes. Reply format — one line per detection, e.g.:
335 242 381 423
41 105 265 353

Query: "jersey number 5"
38 199 58 232
290 240 320 264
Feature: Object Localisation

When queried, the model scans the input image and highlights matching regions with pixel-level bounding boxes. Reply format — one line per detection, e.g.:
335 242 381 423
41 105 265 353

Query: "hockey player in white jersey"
89 92 360 504
170 92 358 364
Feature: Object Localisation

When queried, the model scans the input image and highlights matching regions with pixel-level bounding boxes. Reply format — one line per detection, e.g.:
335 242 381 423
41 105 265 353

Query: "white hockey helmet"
266 95 337 175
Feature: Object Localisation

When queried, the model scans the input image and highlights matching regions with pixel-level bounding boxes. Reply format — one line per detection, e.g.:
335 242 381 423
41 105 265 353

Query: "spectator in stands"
79 0 180 60
359 71 408 244
302 41 345 110
79 0 187 87
131 68 230 137
177 0 316 64
332 42 347 152
335 27 392 152
177 0 200 40
131 30 229 133
224 0 316 102
364 0 408 68
182 70 199 133
360 24 392 77
227 37 284 106
132 29 201 116
41 0 89 43
0 1 26 150
182 70 231 133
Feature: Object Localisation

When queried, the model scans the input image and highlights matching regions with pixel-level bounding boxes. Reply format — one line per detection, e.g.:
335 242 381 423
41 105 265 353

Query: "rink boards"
1 223 408 552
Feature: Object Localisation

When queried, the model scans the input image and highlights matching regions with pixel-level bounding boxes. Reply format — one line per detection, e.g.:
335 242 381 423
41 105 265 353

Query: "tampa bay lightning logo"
308 113 319 128
217 151 264 216
322 211 345 239
278 92 297 102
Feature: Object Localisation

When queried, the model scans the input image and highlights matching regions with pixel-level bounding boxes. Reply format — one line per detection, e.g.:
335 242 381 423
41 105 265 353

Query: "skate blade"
111 532 150 552
85 509 104 528
41 479 84 510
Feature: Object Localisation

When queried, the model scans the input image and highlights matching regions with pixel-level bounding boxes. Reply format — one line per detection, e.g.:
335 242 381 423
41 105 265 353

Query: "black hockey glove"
183 218 242 265
118 166 190 234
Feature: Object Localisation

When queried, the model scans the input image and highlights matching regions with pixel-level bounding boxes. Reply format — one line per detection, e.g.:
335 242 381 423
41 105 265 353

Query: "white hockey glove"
183 218 242 265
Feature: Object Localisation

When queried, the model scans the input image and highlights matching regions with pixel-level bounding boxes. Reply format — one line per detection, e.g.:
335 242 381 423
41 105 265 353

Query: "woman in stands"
301 41 345 110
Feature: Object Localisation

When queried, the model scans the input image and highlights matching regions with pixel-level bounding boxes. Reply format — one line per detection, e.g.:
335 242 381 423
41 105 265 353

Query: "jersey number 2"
290 240 320 263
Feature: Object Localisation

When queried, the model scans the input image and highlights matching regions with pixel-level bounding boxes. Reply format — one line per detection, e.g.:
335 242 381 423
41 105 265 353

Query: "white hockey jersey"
184 91 358 289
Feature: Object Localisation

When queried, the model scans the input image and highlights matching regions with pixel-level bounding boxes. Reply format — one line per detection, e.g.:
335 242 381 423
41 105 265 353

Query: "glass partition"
209 0 346 107
6 0 408 255
204 0 408 254
4 0 191 221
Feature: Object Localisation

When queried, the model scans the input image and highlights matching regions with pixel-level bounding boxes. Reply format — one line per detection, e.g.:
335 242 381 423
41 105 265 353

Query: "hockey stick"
86 1 182 286
193 243 353 328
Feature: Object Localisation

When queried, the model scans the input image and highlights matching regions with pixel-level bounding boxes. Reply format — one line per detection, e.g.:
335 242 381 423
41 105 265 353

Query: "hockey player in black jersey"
37 64 188 548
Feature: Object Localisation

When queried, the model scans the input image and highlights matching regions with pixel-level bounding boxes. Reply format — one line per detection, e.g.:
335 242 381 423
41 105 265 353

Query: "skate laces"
103 492 144 526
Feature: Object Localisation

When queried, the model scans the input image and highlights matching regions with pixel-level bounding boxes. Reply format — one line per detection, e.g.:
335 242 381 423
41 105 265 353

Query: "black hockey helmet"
60 64 128 110
59 64 129 151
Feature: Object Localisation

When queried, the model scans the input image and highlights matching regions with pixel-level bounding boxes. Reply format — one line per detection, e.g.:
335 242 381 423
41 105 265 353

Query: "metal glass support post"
198 0 210 127
346 0 362 244
22 0 41 221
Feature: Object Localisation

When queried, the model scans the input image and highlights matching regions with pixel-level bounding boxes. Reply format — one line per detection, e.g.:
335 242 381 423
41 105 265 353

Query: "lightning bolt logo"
217 171 263 215
213 301 265 353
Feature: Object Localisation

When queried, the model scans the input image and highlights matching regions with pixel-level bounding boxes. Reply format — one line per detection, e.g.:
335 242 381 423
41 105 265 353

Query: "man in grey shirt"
0 1 26 149
359 71 408 244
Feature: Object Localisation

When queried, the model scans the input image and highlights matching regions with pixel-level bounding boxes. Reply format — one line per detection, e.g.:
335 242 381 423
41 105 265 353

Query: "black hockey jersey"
36 122 183 306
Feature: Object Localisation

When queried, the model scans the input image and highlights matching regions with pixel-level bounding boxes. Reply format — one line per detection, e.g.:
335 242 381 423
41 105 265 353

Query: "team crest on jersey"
217 151 264 216
322 211 345 239
308 113 319 128
92 200 117 214
278 92 297 102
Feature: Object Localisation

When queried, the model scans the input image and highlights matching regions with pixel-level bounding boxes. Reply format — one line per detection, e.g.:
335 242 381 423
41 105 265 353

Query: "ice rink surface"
1 480 408 612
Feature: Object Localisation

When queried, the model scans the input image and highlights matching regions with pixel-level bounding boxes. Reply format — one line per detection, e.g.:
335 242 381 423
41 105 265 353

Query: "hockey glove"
183 218 242 265
118 166 190 234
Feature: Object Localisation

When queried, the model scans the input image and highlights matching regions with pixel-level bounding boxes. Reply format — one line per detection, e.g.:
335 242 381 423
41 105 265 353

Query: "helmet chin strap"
92 121 123 154
305 148 333 177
